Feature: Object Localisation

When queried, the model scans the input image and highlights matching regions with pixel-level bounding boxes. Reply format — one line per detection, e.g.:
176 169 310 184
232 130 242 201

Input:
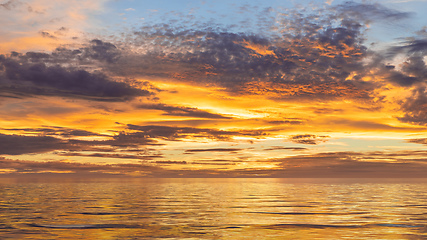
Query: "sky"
0 0 426 178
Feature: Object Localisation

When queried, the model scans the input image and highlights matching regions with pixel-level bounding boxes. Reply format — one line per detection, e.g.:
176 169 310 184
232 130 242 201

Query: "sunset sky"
0 0 426 177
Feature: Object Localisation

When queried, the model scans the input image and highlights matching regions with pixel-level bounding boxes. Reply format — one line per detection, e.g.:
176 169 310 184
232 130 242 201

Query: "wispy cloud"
136 103 231 119
185 148 243 153
288 135 330 145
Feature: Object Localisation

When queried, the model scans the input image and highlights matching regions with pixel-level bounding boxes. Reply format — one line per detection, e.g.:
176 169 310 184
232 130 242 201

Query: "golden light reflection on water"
0 178 426 239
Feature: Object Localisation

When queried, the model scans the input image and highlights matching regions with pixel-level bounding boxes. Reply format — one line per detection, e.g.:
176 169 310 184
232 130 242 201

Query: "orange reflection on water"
0 178 426 239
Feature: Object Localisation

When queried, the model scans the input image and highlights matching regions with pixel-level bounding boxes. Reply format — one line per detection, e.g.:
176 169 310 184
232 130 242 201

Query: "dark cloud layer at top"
125 22 371 100
104 1 416 101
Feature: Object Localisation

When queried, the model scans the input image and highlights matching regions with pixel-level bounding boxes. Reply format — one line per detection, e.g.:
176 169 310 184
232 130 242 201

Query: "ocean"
1 178 426 239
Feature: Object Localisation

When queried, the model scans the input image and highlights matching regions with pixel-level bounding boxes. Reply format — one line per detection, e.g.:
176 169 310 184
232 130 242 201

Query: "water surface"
1 178 426 239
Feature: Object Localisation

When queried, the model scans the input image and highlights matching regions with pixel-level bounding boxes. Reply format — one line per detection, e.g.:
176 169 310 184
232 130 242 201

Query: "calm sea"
0 178 426 239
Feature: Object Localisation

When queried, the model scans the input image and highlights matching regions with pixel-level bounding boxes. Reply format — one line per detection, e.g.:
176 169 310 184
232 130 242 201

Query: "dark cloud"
381 38 427 125
380 38 427 88
271 150 427 167
0 124 265 156
385 57 426 87
398 86 427 125
1 150 426 177
128 26 370 99
107 3 402 101
50 39 121 64
327 118 426 131
82 39 121 63
312 108 344 115
251 150 427 178
0 129 159 155
334 1 412 22
264 146 307 151
0 51 151 101
126 124 267 141
136 103 231 119
190 161 237 166
185 148 242 153
103 132 160 147
0 0 16 10
0 133 66 155
266 120 303 125
0 133 125 156
3 3 413 103
288 134 329 145
58 152 163 160
0 157 161 175
3 127 102 137
407 138 427 145
155 160 187 165
39 31 57 39
389 39 427 56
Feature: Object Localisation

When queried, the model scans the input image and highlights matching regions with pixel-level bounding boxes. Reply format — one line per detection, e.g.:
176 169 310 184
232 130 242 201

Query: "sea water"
0 178 426 239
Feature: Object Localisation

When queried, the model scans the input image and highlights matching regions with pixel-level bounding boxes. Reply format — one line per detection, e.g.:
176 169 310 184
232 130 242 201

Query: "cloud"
2 2 413 105
107 2 414 104
1 149 427 177
288 134 329 145
334 1 412 22
0 47 151 101
39 31 57 39
126 124 267 141
57 152 163 160
0 157 161 175
80 39 121 63
384 54 427 87
0 0 110 53
155 160 187 165
136 103 231 119
380 37 427 125
0 128 160 155
0 0 17 10
47 39 122 64
106 3 400 101
407 138 427 145
0 124 264 156
0 133 66 155
3 126 102 137
245 150 427 178
264 146 307 151
185 148 242 153
389 39 427 56
398 86 427 125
